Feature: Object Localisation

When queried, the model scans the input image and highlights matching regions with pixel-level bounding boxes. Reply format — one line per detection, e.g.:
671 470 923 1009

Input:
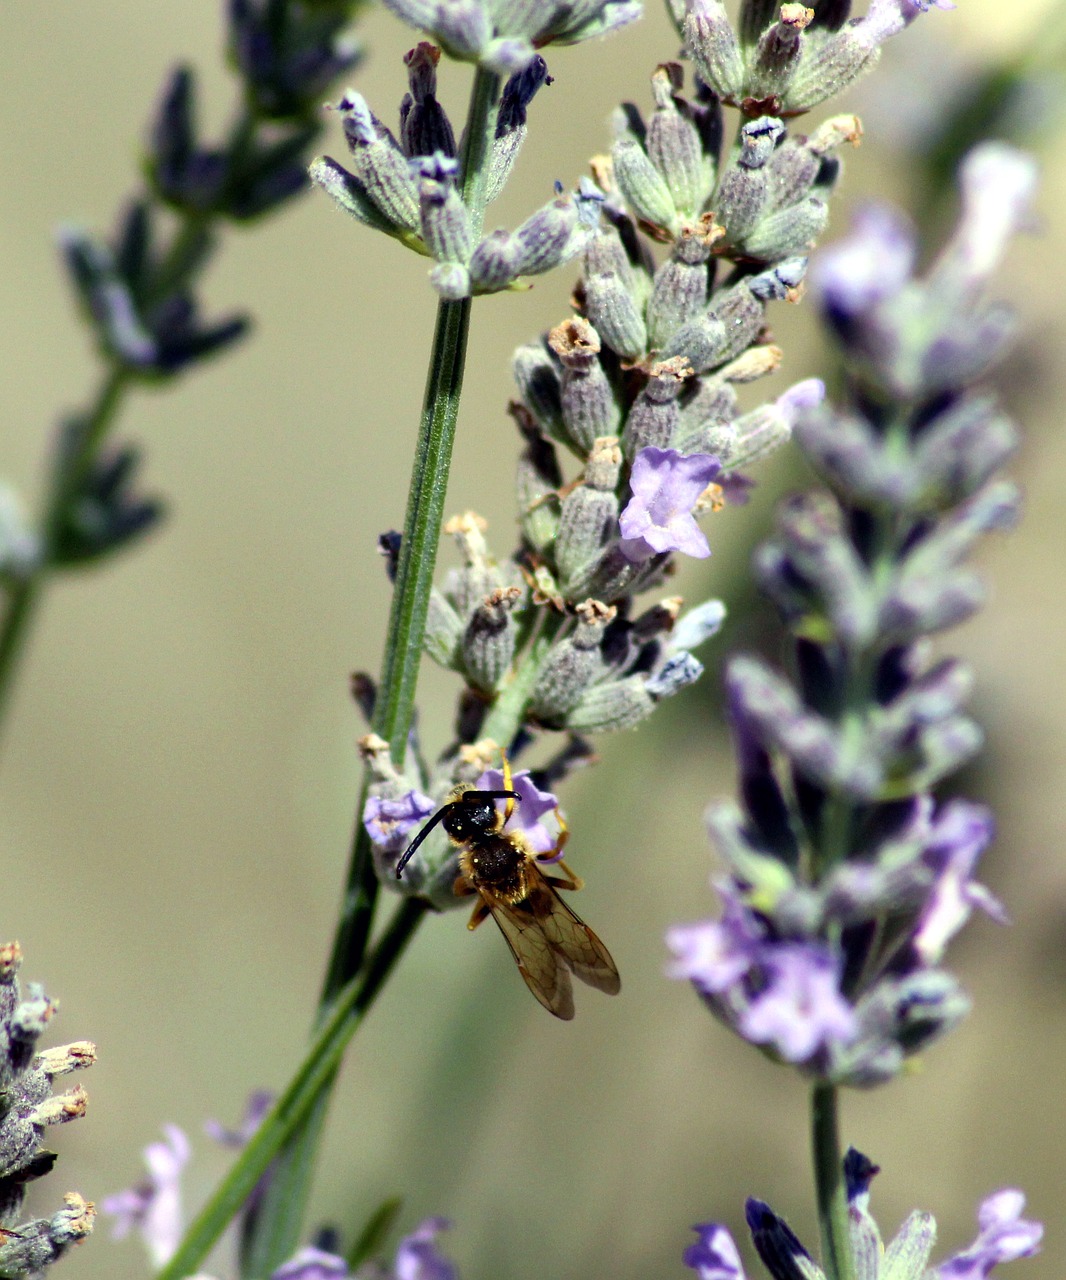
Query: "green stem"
0 365 129 733
236 63 504 1276
159 897 428 1280
811 1082 854 1280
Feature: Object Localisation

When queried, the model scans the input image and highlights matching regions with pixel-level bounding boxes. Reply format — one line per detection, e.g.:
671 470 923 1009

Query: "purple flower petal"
937 1190 1043 1279
914 801 1005 963
476 768 561 856
205 1089 274 1149
739 943 857 1061
364 790 436 852
619 448 721 563
684 1223 747 1280
272 1246 350 1280
811 204 916 318
101 1124 189 1267
394 1217 457 1280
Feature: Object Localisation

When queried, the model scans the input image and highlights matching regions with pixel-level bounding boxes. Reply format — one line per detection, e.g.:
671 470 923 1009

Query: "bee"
396 757 620 1020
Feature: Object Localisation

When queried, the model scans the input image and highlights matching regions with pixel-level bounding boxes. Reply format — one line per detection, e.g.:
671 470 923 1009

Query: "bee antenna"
395 804 454 878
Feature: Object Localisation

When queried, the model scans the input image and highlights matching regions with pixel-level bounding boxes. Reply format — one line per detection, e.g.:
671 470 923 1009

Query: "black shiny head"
396 787 520 878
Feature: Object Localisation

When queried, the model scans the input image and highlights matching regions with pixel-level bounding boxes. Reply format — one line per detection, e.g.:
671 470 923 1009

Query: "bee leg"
536 807 570 865
542 860 584 894
501 750 516 824
466 896 492 931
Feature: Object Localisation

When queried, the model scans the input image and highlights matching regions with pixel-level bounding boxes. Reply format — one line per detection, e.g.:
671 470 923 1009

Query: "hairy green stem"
238 63 504 1276
159 897 428 1280
811 1082 854 1280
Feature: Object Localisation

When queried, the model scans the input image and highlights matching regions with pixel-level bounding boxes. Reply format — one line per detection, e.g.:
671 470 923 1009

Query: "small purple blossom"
476 767 560 857
364 790 436 852
684 1223 747 1280
937 1191 1043 1279
914 801 1006 963
393 1217 457 1280
665 892 761 994
738 943 857 1062
935 145 1038 295
205 1089 274 1148
619 448 722 563
272 1246 351 1280
811 204 916 318
101 1124 189 1267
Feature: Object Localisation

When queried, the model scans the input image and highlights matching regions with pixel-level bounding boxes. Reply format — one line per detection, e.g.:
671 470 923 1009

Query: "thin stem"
811 1082 854 1280
237 63 504 1275
0 365 129 733
160 897 428 1280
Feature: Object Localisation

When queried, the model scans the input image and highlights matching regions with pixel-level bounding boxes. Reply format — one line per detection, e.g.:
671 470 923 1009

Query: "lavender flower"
937 1192 1043 1280
667 144 1035 1087
390 1216 456 1280
364 790 437 853
474 767 561 855
618 448 721 562
273 1246 351 1280
684 1156 1041 1280
102 1125 190 1267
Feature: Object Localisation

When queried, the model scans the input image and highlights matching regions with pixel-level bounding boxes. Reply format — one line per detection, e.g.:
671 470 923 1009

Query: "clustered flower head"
684 1148 1042 1280
666 142 1037 1085
312 50 601 299
355 0 951 894
0 941 97 1279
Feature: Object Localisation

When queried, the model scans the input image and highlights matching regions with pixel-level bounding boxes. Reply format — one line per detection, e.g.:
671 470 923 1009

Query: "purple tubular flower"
271 1246 350 1280
738 943 857 1062
684 1223 747 1280
914 801 1006 963
932 144 1038 298
364 790 436 851
937 1190 1043 1279
101 1124 189 1267
393 1216 457 1280
665 890 761 994
810 203 916 319
476 768 561 856
205 1089 273 1148
619 447 722 562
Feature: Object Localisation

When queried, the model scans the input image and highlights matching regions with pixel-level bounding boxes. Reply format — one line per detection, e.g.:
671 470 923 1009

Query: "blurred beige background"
2 2 1064 1279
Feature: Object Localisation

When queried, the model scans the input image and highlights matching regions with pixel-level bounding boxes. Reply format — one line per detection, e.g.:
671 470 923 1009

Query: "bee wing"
486 891 576 1020
529 873 621 998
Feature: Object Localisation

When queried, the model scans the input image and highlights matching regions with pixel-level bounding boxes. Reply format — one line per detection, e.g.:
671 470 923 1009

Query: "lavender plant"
667 144 1043 1280
0 0 362 727
1 0 1052 1278
0 943 95 1280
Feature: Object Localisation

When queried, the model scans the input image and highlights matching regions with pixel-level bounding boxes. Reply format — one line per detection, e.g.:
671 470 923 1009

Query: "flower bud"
566 673 655 732
512 193 580 276
645 217 720 350
555 437 622 594
429 261 472 299
424 588 465 667
646 63 713 220
548 318 620 454
416 154 473 264
400 43 457 159
622 357 692 457
611 137 679 237
685 0 745 100
745 193 828 260
462 585 523 691
748 4 813 100
663 280 765 373
715 116 784 247
530 599 616 721
336 92 421 234
513 339 564 437
469 228 521 290
583 227 648 360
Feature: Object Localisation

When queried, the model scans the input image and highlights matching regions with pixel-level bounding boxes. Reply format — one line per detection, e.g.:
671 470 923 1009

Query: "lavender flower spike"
619 447 721 562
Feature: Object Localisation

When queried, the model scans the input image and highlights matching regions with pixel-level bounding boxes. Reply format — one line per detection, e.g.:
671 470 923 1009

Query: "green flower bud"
548 318 620 455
